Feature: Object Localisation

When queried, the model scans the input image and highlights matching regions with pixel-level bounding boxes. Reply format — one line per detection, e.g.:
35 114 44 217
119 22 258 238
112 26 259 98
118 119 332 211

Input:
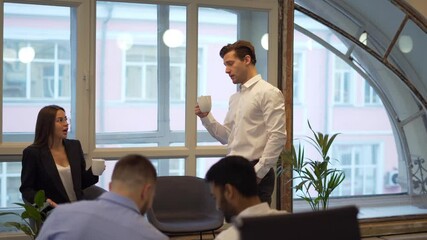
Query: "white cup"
197 95 212 113
91 159 106 176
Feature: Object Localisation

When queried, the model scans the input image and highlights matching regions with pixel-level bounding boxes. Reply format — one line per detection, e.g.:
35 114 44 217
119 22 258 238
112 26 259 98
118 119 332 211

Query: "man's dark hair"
219 40 257 65
205 155 258 197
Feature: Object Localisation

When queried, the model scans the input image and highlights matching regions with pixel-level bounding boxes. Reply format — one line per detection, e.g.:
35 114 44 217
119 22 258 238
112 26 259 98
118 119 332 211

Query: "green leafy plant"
0 190 49 239
278 121 345 211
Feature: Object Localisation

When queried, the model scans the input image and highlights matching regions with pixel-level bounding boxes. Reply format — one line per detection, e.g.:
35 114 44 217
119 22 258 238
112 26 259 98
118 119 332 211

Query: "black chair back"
147 176 224 238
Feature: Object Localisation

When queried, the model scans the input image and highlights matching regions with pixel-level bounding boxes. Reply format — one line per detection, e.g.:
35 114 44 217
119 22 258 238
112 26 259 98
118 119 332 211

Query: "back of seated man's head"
205 155 259 222
110 154 157 214
112 154 157 186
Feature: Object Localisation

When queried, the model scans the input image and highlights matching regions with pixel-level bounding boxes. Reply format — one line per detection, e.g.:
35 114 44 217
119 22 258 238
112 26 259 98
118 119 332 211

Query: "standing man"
205 156 287 240
195 40 286 204
37 154 168 240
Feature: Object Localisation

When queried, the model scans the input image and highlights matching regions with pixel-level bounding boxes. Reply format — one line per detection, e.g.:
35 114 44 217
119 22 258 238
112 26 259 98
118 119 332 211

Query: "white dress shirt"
215 202 287 240
201 74 287 178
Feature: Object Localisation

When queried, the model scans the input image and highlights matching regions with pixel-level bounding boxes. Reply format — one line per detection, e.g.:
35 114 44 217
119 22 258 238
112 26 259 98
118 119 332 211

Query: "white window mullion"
73 0 92 155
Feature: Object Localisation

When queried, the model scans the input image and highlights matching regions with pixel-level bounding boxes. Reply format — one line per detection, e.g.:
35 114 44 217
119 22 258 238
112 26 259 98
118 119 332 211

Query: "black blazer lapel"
40 147 70 202
63 140 83 199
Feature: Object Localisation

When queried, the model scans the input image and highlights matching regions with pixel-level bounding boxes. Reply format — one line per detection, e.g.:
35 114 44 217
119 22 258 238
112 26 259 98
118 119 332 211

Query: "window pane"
95 158 185 190
333 57 354 105
333 144 381 195
293 15 403 201
404 117 427 195
364 83 381 105
293 52 303 104
3 3 73 142
196 157 221 178
197 7 269 145
95 2 186 147
0 163 22 208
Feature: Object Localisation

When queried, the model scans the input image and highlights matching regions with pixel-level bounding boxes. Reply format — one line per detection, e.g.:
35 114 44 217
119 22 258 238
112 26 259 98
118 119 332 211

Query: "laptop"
235 205 361 240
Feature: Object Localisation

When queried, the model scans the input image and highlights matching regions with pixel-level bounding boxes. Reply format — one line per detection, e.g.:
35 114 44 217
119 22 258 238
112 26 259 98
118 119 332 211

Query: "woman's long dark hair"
32 105 65 148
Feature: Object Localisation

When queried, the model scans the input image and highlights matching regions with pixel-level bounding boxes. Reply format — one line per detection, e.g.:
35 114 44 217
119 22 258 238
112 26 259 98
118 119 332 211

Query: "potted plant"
277 121 345 211
0 190 50 239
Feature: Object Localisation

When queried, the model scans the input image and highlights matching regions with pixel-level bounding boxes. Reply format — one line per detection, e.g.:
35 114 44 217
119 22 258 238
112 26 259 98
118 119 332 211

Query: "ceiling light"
261 33 269 50
359 31 368 45
398 35 413 53
163 29 184 48
18 46 35 63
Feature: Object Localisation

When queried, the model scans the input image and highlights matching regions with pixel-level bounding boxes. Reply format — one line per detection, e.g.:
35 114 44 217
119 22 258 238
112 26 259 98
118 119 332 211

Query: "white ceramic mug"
197 95 212 113
91 159 106 176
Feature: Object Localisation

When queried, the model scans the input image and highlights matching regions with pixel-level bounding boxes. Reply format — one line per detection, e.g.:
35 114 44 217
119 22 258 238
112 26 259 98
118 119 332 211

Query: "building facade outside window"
364 83 381 105
333 57 355 105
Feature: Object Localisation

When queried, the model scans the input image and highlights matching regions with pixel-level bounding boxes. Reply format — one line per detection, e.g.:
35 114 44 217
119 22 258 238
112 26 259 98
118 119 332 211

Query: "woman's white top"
56 164 77 202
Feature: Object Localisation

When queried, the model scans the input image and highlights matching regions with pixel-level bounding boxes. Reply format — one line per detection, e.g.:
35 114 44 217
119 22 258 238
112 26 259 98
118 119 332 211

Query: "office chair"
236 205 361 240
147 176 224 240
82 185 106 200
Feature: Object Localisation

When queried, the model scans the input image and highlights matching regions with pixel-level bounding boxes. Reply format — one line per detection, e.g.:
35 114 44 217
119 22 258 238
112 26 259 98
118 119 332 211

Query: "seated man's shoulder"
215 225 238 240
268 208 288 215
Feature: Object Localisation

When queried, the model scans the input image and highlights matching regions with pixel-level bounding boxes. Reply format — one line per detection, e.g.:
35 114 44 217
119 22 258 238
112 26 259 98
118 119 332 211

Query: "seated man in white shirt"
205 155 287 240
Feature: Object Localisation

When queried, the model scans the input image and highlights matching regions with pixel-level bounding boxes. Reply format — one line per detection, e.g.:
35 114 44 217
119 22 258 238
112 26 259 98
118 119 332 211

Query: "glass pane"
196 157 222 178
6 162 21 174
389 20 427 102
197 7 269 145
404 117 427 195
294 11 349 55
293 24 402 198
296 0 405 57
95 158 186 190
95 2 186 147
0 163 22 208
351 43 419 124
3 3 73 142
6 177 21 207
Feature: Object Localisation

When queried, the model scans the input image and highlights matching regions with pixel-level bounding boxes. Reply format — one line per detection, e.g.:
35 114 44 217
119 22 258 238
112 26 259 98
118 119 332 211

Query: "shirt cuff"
254 161 270 179
201 112 215 124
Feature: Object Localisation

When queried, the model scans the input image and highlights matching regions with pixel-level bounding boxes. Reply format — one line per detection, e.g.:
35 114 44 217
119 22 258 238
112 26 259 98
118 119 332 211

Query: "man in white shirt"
195 40 286 204
205 156 287 240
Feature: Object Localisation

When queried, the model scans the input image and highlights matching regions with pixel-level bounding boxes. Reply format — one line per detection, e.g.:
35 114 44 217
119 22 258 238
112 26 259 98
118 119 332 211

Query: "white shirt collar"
241 74 262 91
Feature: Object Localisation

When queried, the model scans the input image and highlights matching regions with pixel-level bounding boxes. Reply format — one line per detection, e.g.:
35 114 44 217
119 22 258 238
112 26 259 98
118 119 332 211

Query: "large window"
0 1 277 210
293 11 403 202
1 2 76 208
95 2 188 148
2 3 73 142
95 1 273 176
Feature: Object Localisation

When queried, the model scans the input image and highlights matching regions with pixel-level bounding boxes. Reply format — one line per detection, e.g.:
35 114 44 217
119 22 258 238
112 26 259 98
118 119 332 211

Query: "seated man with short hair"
37 154 168 240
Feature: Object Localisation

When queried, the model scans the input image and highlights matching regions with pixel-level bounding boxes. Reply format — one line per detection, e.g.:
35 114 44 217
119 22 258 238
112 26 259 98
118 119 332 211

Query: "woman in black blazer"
20 105 99 206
